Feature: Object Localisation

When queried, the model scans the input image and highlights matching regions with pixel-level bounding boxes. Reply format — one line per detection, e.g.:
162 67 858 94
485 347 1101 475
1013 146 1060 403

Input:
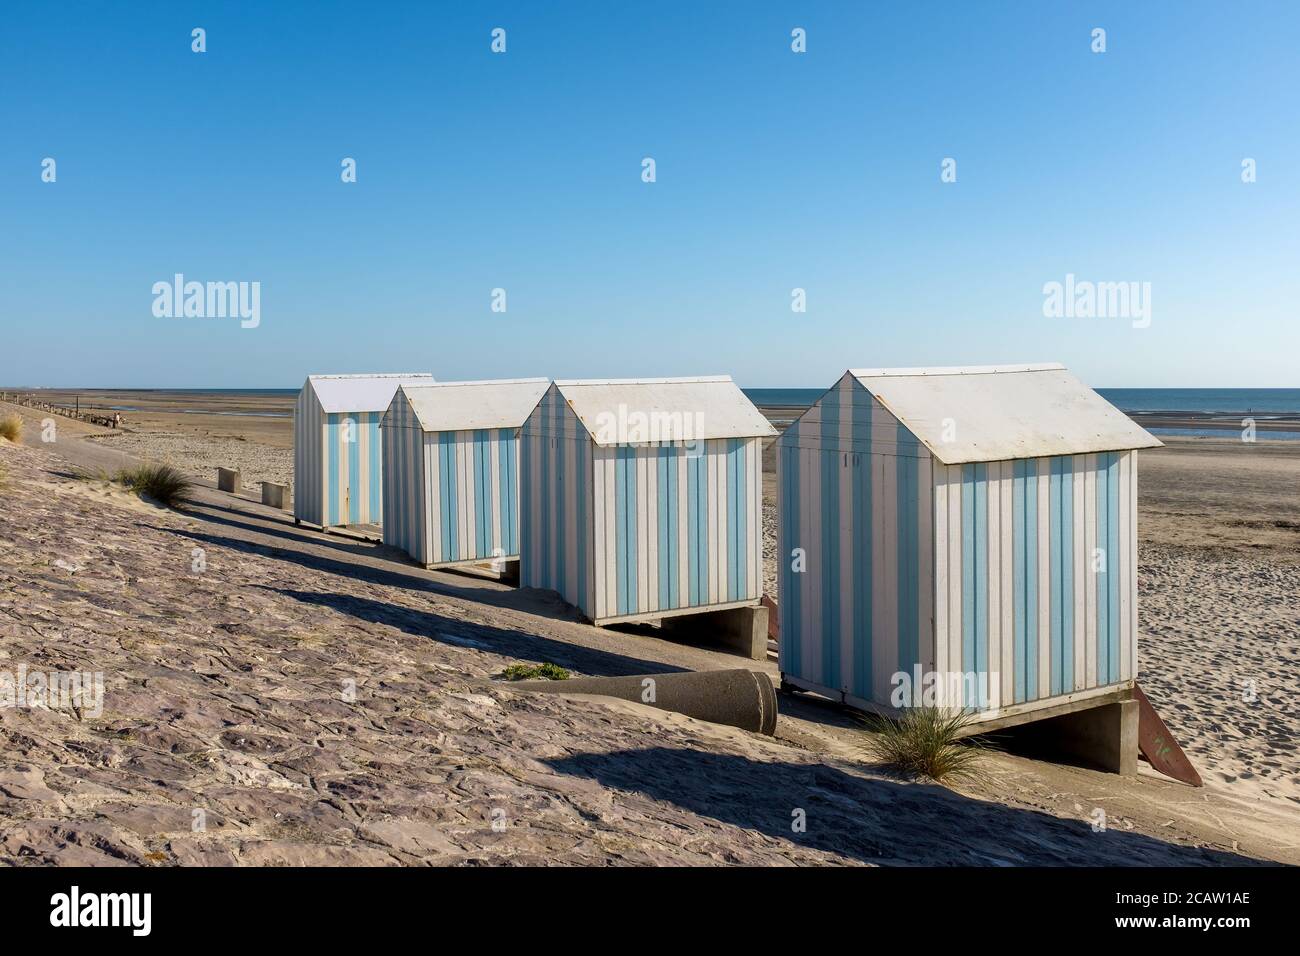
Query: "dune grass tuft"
500 662 571 682
0 413 22 443
862 706 990 783
114 462 192 508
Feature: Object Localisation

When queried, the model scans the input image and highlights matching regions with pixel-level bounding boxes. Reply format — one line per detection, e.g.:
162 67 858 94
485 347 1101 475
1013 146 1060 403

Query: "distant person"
113 412 122 429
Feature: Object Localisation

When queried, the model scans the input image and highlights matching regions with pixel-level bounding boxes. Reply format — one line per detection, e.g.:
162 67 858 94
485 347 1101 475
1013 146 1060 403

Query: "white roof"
554 376 777 446
397 378 549 432
307 373 434 413
848 364 1161 465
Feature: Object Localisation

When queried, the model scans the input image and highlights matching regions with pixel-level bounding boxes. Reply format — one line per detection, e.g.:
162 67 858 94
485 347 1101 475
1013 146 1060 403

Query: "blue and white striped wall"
932 450 1138 715
778 374 935 708
380 389 521 567
520 384 764 625
778 373 1139 722
520 387 593 612
293 389 384 528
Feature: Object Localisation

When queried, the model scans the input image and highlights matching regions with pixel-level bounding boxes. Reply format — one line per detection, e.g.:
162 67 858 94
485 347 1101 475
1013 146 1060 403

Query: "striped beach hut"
293 373 433 530
380 378 549 569
520 376 777 626
777 363 1161 727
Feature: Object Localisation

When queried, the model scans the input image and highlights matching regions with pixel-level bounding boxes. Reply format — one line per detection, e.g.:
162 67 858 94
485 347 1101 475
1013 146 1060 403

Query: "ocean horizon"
7 385 1300 415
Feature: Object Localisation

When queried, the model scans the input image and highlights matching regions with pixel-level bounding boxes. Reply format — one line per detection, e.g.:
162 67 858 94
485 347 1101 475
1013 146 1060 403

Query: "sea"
14 386 1300 438
742 387 1300 440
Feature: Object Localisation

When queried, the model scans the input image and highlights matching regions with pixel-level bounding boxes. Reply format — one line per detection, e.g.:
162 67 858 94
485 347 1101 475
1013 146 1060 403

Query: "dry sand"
0 397 1297 865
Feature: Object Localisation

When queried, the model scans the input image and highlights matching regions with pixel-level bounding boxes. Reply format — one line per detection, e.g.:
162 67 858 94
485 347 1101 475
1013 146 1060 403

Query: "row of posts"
0 392 121 429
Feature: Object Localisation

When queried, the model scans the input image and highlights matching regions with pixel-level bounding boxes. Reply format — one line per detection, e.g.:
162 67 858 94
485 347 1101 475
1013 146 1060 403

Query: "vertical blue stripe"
780 424 800 673
346 417 360 524
668 446 679 607
614 445 638 615
1061 458 1074 692
973 462 988 692
1049 456 1075 695
391 411 402 551
1013 459 1041 702
1096 453 1110 683
369 414 381 519
627 447 638 614
497 429 512 555
1049 457 1062 696
687 449 707 606
550 398 563 595
473 430 489 557
1107 452 1122 684
728 439 738 600
615 445 628 615
519 424 530 579
820 389 841 689
743 439 754 598
504 429 514 556
851 391 872 701
896 423 920 678
961 463 976 706
540 396 551 586
726 440 738 602
1013 460 1027 703
1025 461 1039 700
658 446 672 609
575 429 587 608
441 432 458 560
327 415 340 526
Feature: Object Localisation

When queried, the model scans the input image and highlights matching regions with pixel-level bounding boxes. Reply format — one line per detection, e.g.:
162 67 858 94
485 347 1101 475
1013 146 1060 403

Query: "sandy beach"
0 393 1296 865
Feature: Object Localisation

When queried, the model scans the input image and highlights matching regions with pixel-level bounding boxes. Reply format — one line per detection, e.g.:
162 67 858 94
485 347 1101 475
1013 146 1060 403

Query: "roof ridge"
554 375 733 387
850 363 1064 378
400 377 548 390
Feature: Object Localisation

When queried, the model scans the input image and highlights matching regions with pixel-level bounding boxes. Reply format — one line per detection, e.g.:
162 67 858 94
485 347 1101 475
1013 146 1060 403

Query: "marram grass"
0 414 22 443
500 662 571 682
862 706 990 783
114 463 192 508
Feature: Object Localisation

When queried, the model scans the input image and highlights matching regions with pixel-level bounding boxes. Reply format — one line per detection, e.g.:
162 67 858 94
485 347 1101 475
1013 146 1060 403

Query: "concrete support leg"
498 558 520 586
663 604 768 661
1043 699 1139 775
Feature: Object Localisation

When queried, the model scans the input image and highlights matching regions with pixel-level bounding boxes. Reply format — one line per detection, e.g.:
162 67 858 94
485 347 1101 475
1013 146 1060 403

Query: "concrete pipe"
510 668 778 736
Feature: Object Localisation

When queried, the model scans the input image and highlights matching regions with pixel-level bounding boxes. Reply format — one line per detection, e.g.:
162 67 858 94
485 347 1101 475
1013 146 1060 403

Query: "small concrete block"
261 481 289 509
1042 698 1139 775
665 604 768 660
497 558 520 586
217 467 241 494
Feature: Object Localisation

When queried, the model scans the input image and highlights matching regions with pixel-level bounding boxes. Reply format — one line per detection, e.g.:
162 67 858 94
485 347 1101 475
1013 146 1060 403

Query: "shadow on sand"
544 746 1267 867
253 584 687 679
162 514 575 616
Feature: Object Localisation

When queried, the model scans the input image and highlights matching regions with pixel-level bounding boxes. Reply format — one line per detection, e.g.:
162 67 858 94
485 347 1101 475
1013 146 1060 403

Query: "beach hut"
777 363 1162 737
293 373 433 531
380 378 550 570
520 376 777 629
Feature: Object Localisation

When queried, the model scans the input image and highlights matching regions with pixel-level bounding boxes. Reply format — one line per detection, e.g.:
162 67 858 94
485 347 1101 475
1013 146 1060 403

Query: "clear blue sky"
3 1 1296 388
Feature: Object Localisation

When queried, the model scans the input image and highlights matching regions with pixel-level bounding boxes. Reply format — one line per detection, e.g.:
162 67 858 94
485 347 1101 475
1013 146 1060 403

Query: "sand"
0 396 1297 865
